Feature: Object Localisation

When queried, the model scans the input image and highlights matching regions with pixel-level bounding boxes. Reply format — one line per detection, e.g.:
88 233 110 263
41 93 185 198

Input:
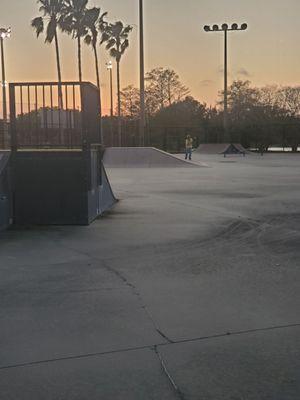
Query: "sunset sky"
1 0 300 114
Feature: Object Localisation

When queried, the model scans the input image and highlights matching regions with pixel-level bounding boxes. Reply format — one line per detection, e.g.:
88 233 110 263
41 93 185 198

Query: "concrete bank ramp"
196 143 251 155
103 147 200 168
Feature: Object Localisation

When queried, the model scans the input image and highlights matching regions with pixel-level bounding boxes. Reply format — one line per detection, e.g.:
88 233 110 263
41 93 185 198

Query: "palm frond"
31 16 44 37
109 48 119 60
105 38 116 50
84 34 92 45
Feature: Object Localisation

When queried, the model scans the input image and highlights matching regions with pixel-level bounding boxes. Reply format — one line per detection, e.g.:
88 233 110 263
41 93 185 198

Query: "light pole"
139 0 146 146
0 27 11 124
106 61 114 145
106 61 113 118
204 23 247 142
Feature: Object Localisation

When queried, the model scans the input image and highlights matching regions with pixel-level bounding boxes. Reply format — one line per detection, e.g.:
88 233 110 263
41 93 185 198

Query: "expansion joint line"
153 345 186 400
0 323 299 371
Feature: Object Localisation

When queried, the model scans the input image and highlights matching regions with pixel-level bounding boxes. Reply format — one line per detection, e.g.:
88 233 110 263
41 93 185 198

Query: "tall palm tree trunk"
93 45 100 92
77 36 82 82
117 60 121 146
93 45 103 144
54 31 63 108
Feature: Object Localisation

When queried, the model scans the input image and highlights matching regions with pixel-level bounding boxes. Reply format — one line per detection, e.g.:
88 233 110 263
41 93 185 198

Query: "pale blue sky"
1 0 299 112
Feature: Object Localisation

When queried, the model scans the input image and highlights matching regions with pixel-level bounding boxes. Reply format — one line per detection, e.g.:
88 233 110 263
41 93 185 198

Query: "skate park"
1 0 300 397
1 135 300 398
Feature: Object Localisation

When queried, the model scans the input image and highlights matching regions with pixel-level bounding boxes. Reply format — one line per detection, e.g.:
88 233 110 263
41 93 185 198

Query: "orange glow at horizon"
1 0 299 117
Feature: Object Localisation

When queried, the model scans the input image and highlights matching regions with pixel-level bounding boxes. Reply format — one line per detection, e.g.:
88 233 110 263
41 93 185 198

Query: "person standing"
185 134 193 160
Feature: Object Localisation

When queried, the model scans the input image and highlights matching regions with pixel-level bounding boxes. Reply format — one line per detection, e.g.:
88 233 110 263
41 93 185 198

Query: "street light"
106 61 114 145
0 27 11 123
203 23 247 142
139 0 146 146
106 61 113 118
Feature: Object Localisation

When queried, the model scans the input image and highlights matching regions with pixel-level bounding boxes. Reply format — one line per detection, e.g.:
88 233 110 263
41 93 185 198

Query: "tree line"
115 72 300 152
30 2 299 151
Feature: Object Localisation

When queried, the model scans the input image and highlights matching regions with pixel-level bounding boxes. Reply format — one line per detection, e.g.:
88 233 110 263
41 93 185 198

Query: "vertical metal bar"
20 86 23 116
109 68 114 145
50 85 54 130
19 86 24 148
9 84 17 151
110 69 113 117
139 0 145 146
35 85 39 146
0 37 7 123
65 84 69 146
42 84 48 144
224 29 228 142
80 83 86 148
65 84 68 112
27 85 31 114
58 84 62 145
72 84 75 129
71 84 76 147
27 85 31 146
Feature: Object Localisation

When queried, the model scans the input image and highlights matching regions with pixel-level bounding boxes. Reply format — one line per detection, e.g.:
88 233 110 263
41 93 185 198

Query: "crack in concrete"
153 345 186 400
101 259 174 344
37 235 174 344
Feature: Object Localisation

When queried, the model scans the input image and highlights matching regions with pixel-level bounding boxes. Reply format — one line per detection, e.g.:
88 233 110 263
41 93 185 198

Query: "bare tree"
120 85 140 119
146 67 190 112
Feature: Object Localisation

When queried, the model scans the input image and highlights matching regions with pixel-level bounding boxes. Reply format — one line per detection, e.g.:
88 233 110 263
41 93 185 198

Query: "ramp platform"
5 81 117 227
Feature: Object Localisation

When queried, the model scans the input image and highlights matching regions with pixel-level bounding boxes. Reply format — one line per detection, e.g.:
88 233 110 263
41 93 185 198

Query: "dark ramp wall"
0 152 11 231
13 150 116 226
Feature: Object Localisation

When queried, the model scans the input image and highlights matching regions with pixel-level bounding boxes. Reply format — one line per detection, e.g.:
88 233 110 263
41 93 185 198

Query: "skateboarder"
185 135 193 160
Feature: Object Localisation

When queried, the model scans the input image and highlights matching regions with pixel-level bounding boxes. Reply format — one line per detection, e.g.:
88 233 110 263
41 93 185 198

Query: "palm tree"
103 21 133 146
31 0 65 107
84 8 107 90
84 8 108 144
60 0 89 82
84 8 107 120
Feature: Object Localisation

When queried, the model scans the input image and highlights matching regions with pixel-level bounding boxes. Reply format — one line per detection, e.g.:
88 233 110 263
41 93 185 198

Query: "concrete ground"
0 152 299 399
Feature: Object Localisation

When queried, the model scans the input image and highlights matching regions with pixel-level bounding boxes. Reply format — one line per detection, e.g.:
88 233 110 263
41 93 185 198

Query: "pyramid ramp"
103 147 200 168
195 143 250 155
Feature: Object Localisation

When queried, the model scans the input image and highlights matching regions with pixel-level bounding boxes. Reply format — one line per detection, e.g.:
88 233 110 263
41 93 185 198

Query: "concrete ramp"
196 143 250 155
99 162 118 213
0 151 11 230
103 147 200 168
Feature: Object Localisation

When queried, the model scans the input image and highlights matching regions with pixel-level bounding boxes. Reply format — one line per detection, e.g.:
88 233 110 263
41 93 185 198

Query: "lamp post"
139 0 146 146
0 27 11 123
106 61 113 118
204 23 247 142
106 61 114 145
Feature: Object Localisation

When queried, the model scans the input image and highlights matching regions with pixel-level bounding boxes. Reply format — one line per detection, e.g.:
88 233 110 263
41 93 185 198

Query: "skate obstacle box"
9 81 116 226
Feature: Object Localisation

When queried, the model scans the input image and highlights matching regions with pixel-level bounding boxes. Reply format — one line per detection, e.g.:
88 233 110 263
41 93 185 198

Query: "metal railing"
9 81 101 150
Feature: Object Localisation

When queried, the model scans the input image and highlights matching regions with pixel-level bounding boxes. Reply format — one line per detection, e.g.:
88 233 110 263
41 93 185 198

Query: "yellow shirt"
185 138 193 149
